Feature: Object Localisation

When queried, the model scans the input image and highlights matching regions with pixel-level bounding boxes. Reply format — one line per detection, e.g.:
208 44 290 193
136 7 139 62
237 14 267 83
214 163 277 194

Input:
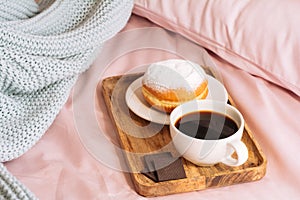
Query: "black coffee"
174 111 238 140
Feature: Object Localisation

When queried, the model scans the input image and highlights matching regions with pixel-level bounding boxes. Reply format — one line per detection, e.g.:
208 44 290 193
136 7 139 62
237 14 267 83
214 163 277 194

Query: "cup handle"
221 140 248 167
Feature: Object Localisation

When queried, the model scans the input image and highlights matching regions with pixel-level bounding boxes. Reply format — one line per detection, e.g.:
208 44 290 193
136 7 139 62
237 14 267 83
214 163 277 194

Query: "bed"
5 0 300 199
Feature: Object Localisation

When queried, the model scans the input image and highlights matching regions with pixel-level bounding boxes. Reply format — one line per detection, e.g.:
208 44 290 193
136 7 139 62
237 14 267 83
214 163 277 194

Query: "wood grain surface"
101 73 267 197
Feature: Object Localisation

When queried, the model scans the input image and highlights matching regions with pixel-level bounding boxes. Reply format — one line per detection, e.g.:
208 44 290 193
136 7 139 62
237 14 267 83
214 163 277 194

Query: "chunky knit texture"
0 0 133 199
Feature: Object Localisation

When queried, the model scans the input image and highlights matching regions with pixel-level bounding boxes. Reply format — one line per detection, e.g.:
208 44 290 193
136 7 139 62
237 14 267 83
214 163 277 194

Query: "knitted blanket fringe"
0 0 133 199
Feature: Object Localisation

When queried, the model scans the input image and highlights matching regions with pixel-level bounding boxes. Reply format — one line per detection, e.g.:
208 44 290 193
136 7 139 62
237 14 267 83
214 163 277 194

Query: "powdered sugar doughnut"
142 59 208 113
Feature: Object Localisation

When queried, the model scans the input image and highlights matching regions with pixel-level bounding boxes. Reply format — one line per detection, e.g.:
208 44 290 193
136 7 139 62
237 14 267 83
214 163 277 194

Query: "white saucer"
125 75 228 125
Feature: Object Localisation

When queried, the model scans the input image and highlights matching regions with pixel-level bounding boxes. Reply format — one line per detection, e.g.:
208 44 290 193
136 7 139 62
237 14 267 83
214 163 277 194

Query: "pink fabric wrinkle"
54 169 66 200
121 12 154 31
102 173 132 198
54 167 108 200
64 90 74 110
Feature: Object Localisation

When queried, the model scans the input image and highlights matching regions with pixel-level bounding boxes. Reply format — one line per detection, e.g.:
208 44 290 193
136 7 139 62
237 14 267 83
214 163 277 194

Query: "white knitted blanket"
0 0 133 199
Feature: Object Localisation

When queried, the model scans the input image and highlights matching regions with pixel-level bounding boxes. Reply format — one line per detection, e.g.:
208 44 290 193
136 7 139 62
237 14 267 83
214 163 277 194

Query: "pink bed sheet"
5 14 300 200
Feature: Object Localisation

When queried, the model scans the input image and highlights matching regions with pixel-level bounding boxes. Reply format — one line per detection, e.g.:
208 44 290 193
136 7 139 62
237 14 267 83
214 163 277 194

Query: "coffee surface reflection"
174 111 238 140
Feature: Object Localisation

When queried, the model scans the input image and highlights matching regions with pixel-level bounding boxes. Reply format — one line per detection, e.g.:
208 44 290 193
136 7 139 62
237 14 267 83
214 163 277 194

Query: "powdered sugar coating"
142 59 207 92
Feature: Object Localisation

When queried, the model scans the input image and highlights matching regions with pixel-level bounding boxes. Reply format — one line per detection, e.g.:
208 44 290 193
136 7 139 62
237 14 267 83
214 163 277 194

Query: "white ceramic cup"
169 100 248 167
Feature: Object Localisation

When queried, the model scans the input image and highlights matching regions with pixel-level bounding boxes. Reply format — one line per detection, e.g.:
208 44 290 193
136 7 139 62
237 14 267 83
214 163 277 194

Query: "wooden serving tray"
102 73 267 197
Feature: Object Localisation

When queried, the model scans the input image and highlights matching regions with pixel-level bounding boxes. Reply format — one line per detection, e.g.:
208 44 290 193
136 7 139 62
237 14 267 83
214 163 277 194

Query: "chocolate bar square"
141 152 186 182
154 157 186 182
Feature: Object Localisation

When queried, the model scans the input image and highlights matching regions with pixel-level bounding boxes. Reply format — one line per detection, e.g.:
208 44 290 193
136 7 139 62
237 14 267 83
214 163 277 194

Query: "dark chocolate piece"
154 157 186 182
